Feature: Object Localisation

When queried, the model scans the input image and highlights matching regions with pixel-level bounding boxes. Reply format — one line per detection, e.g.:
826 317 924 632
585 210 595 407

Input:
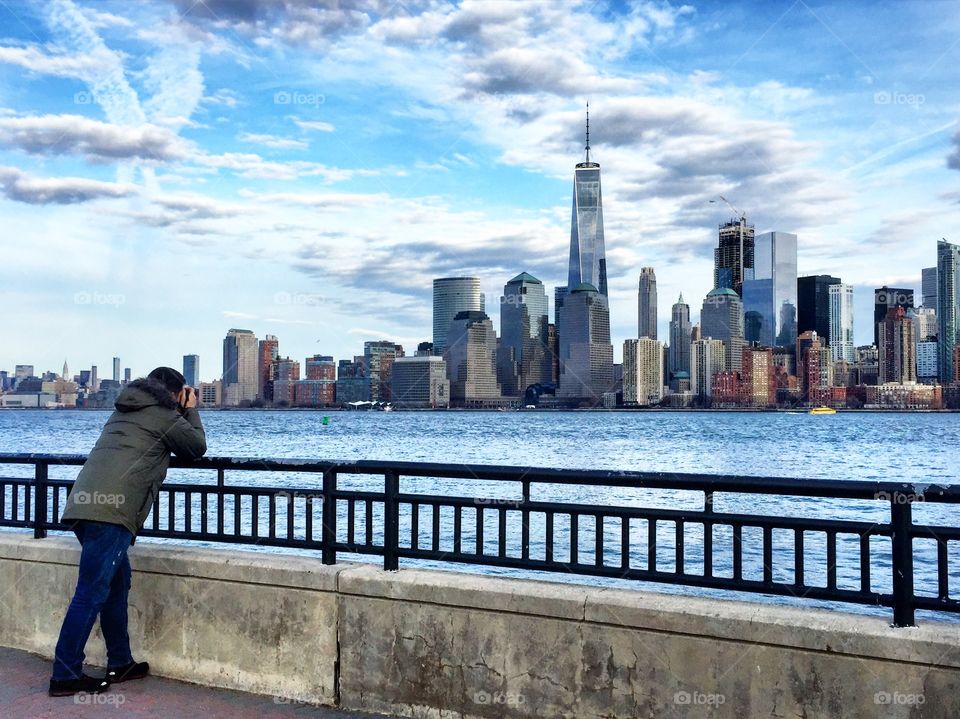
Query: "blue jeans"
52 520 135 681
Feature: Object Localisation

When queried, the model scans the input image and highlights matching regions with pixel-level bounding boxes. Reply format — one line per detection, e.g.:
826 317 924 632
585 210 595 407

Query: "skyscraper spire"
585 101 591 163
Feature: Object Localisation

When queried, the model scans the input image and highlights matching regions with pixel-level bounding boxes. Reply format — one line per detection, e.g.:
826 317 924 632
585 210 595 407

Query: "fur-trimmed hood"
115 377 178 412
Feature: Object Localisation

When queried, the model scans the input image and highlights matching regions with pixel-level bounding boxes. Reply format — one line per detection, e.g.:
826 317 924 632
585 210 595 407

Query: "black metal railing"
0 453 958 627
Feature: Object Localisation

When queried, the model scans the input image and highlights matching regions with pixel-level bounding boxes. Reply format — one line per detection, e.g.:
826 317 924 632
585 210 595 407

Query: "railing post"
890 491 915 627
383 470 399 571
34 461 48 539
321 468 337 565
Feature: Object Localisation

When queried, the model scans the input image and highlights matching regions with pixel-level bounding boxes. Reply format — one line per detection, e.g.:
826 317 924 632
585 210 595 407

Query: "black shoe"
48 674 110 697
106 660 149 683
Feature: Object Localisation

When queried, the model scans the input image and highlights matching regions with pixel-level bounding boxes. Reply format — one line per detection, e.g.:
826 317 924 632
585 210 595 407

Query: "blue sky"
1 0 958 380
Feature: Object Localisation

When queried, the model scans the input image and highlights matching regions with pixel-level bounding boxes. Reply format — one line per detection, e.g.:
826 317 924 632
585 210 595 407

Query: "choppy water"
2 409 958 622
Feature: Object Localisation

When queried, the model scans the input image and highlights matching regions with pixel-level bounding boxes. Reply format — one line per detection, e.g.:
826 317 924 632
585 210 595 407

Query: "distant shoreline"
3 406 957 414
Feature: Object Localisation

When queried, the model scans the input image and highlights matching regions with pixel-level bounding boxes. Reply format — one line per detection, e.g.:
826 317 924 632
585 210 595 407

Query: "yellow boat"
809 406 837 415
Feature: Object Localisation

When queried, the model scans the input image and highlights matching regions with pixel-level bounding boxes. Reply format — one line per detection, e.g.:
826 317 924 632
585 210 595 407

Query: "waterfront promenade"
0 646 387 719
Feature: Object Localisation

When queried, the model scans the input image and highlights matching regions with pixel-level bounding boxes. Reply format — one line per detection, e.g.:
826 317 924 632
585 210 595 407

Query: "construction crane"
709 195 746 222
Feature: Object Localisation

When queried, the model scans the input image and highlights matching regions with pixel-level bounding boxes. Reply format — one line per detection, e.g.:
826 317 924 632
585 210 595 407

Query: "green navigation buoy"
322 416 329 425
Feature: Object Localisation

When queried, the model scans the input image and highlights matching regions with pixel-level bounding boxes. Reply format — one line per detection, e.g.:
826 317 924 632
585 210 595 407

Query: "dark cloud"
0 115 187 162
949 131 960 170
0 166 134 204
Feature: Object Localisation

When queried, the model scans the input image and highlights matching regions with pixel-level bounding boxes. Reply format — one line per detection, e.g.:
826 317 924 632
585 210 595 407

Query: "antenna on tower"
585 101 591 163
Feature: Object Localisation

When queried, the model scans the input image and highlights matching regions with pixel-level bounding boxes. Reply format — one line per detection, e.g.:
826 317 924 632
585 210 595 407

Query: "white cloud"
0 44 107 79
237 131 309 150
292 118 335 132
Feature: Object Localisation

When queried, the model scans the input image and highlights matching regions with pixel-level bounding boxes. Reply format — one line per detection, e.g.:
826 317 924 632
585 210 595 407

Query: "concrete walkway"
0 647 390 719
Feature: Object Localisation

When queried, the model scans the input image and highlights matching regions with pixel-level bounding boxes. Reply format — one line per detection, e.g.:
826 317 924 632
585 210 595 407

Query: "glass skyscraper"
798 275 841 344
558 108 613 404
498 272 551 395
567 108 607 296
182 354 200 387
432 277 482 357
938 239 960 383
701 288 745 372
828 284 855 363
741 231 797 349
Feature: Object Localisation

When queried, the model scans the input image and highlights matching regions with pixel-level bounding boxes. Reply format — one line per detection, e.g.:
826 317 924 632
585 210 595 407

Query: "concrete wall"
1 533 958 718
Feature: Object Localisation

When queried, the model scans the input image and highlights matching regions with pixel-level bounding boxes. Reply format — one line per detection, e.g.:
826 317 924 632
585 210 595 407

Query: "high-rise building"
365 341 404 402
90 365 98 392
922 266 938 309
878 307 917 384
668 294 692 387
700 288 745 372
797 275 841 343
305 354 335 380
336 357 368 404
622 338 663 406
445 310 500 405
123 368 131 384
796 331 833 405
937 239 960 383
112 357 120 382
223 328 258 406
741 231 797 348
257 335 279 402
690 338 725 401
714 218 755 295
433 277 483 356
567 105 607 296
272 357 301 405
391 356 450 408
559 109 613 405
198 380 222 407
874 286 914 348
498 272 551 396
295 355 336 406
912 307 937 341
828 284 855 364
637 267 657 339
182 354 200 387
741 345 776 408
916 340 938 382
557 283 614 405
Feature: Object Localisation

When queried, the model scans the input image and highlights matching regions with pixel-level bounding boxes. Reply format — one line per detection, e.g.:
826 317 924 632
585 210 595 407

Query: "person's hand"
179 386 198 410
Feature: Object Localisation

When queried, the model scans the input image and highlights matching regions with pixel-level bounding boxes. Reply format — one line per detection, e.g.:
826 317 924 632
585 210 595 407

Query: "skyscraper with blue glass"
567 106 607 297
558 106 613 405
742 231 797 349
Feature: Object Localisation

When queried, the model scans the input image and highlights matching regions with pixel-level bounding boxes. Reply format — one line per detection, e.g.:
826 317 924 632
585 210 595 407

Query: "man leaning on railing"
48 367 207 697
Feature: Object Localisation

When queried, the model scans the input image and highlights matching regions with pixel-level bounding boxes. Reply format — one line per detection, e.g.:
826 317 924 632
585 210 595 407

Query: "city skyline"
1 0 959 373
